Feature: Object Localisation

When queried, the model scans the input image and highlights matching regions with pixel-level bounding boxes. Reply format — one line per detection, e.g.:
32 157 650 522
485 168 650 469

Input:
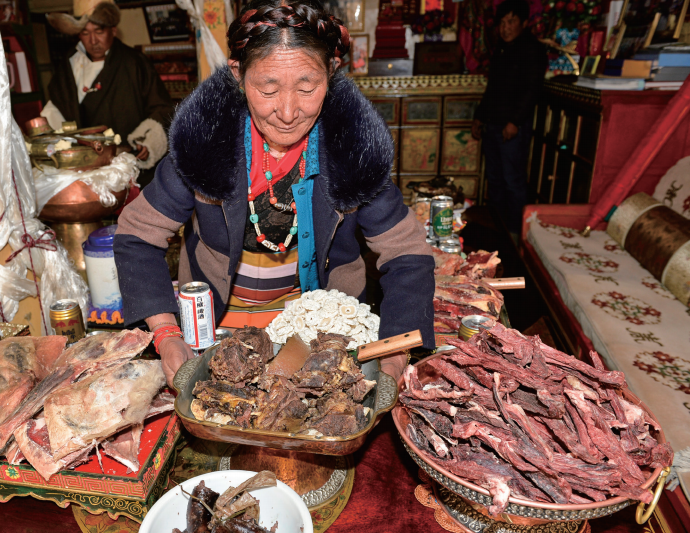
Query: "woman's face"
230 48 332 150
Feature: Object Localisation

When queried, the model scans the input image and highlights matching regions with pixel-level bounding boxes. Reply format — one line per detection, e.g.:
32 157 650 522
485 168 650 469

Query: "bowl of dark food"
139 470 313 533
173 327 398 455
392 323 673 527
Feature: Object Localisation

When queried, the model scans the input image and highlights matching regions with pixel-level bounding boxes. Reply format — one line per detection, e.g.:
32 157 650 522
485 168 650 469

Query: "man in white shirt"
44 0 174 178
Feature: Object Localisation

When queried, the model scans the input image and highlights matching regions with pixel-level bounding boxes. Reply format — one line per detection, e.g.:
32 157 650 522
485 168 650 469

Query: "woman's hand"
380 352 407 383
158 335 195 388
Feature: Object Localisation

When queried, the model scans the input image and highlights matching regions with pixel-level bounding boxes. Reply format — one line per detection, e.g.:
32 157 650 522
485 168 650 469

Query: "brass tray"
173 343 398 456
392 353 668 523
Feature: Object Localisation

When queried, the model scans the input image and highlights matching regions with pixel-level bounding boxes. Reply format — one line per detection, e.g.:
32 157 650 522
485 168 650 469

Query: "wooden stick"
485 277 525 290
357 330 423 362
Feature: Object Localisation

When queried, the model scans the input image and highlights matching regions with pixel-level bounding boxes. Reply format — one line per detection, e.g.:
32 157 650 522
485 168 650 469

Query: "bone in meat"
44 359 165 461
13 416 95 481
4 440 25 465
101 391 175 473
0 329 151 452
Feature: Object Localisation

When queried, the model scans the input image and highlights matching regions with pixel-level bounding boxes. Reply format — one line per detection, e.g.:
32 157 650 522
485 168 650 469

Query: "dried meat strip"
510 389 549 417
538 342 625 387
565 390 646 485
399 395 458 418
426 359 475 391
539 417 600 464
407 407 456 444
402 366 471 401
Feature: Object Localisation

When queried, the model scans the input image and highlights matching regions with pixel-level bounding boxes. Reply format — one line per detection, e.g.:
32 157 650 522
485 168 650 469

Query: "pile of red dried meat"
0 330 174 480
191 328 375 437
433 249 500 278
400 323 673 517
432 249 503 335
433 276 503 333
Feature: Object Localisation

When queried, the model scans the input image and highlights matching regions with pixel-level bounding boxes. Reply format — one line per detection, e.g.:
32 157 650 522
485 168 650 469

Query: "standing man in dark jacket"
43 0 175 184
472 0 546 237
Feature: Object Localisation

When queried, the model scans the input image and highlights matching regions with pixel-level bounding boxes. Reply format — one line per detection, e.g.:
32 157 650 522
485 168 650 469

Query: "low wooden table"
1 415 688 533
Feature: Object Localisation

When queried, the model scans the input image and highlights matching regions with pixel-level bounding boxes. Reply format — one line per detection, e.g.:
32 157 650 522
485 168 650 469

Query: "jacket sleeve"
357 183 436 349
114 156 195 325
509 42 546 126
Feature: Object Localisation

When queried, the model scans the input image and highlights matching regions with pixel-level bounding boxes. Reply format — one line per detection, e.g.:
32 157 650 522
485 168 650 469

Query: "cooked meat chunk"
291 333 365 396
232 326 274 363
194 331 374 437
253 382 308 432
209 327 274 384
306 392 368 437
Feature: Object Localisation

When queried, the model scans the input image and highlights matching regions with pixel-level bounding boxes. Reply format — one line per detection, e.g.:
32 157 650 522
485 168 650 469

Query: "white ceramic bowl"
139 470 313 533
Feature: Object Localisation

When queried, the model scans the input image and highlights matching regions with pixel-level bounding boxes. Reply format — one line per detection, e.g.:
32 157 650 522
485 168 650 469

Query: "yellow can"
49 299 85 345
459 315 495 341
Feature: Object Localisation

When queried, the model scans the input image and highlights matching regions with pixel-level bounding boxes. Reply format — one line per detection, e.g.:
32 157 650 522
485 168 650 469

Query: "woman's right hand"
158 335 195 388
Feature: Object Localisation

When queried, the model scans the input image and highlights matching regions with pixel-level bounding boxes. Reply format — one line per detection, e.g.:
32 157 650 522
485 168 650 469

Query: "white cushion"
652 155 690 219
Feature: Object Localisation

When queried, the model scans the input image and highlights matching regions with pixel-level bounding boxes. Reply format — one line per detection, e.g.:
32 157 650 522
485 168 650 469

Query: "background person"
472 0 546 238
43 0 175 182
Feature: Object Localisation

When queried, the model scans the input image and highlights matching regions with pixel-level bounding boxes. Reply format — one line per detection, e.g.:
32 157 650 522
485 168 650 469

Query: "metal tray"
392 353 668 523
173 343 398 456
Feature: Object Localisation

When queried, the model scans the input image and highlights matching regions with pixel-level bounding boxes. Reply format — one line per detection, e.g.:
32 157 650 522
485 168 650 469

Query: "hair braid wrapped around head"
227 0 350 77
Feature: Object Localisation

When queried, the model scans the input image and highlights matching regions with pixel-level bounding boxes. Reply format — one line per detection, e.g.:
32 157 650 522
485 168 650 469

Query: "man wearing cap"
42 0 174 178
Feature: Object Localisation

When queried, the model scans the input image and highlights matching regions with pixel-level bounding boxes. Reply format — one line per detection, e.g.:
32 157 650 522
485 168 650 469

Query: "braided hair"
226 0 350 79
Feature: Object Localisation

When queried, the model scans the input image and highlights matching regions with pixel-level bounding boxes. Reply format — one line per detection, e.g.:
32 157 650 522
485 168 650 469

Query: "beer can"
426 237 438 247
430 196 454 239
50 299 85 345
439 243 463 254
458 315 495 341
179 282 216 350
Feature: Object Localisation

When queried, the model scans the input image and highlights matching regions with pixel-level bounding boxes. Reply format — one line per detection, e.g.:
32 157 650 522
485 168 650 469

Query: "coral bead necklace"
248 136 308 252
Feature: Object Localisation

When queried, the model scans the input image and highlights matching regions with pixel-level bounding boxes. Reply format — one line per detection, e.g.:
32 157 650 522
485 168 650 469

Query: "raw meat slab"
0 329 152 452
44 359 165 460
0 337 67 425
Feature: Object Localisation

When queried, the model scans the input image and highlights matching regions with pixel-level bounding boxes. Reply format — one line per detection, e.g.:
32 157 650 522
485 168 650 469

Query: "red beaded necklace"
248 136 308 252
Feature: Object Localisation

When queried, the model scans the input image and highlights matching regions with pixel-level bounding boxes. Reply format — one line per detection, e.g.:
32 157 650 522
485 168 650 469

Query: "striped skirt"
219 247 301 329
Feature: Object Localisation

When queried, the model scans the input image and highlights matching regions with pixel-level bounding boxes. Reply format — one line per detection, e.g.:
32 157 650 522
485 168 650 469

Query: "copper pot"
39 180 128 223
25 117 52 137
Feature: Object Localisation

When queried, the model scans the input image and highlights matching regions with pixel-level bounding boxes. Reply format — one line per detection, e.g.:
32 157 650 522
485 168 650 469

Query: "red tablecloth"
0 415 687 533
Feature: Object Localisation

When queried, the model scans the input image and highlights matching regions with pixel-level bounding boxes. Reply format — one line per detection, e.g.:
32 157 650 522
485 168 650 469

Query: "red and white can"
178 282 216 351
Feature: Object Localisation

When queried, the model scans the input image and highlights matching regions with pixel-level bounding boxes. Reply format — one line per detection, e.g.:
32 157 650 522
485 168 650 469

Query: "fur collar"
168 67 393 211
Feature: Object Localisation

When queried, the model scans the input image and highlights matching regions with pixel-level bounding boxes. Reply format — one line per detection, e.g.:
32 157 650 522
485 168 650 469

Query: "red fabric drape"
584 77 690 232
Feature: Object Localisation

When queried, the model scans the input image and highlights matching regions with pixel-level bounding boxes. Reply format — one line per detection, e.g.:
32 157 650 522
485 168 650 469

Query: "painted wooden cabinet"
354 75 487 204
529 80 690 205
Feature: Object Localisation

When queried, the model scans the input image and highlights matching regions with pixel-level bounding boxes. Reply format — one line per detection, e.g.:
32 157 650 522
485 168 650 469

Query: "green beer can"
430 195 454 239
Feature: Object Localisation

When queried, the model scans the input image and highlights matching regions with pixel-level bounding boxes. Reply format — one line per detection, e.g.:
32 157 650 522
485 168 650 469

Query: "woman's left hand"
380 352 407 383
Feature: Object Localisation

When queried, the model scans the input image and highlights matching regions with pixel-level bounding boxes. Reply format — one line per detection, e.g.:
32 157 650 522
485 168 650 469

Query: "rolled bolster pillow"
608 192 690 307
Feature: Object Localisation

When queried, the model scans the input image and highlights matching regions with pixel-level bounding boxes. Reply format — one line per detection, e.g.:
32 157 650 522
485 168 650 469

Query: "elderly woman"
113 0 435 386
